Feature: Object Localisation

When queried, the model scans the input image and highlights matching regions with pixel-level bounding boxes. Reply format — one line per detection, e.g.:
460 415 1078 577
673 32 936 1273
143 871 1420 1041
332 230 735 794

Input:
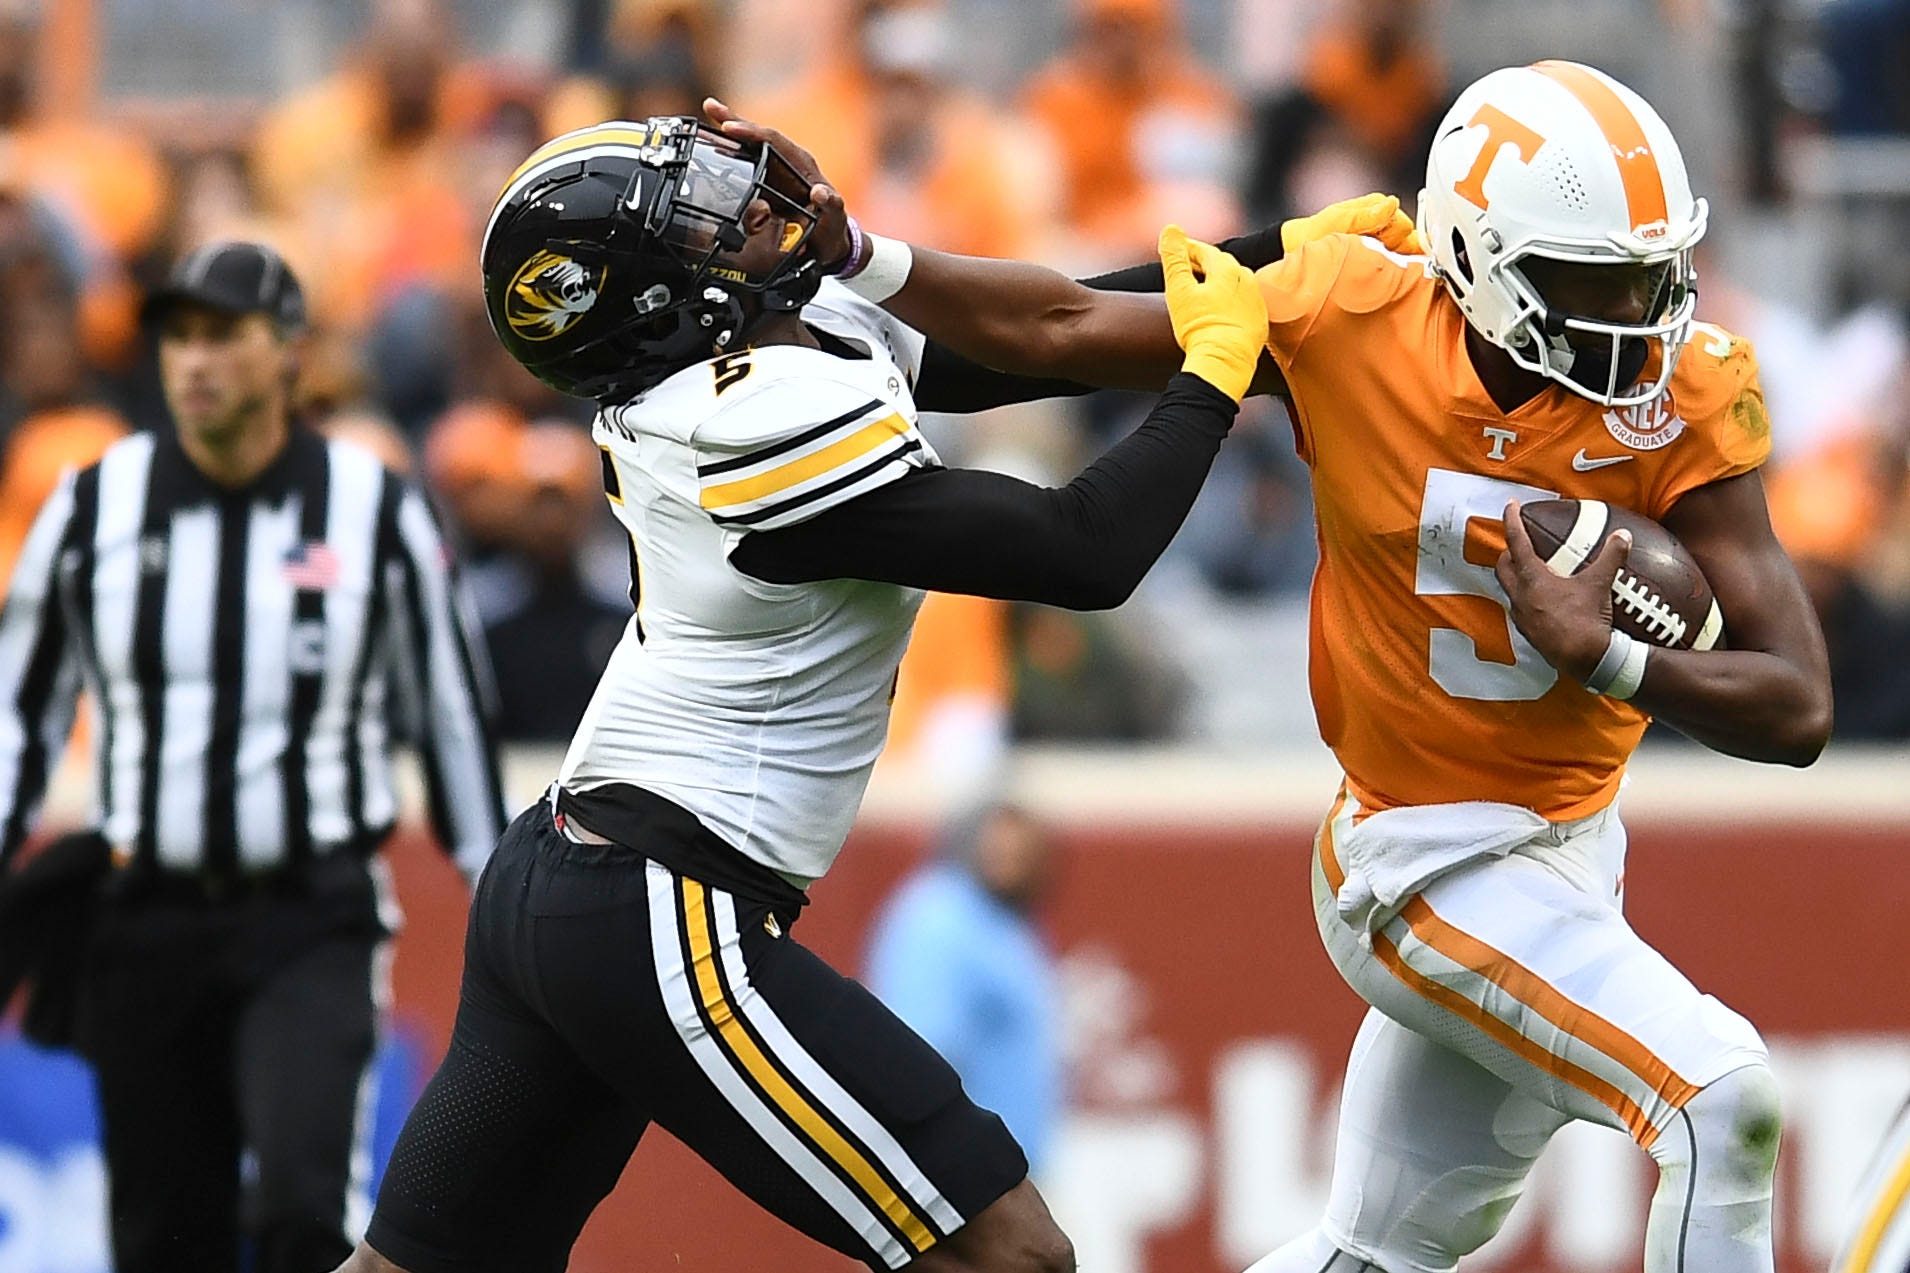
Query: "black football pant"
72 856 387 1273
367 802 1027 1273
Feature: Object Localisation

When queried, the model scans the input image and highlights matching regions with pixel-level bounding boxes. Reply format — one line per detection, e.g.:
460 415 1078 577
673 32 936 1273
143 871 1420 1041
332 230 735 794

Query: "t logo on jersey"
1482 426 1518 461
506 250 604 342
1452 105 1547 211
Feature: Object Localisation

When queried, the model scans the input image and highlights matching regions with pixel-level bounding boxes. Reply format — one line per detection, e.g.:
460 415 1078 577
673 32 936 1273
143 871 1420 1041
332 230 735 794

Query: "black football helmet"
480 117 827 401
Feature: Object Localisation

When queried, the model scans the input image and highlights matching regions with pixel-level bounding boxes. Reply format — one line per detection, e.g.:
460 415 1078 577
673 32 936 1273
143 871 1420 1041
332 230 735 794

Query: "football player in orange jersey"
709 55 1831 1273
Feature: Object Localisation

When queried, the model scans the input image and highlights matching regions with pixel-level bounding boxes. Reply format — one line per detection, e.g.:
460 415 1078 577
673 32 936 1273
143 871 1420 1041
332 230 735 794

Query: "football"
1519 499 1724 651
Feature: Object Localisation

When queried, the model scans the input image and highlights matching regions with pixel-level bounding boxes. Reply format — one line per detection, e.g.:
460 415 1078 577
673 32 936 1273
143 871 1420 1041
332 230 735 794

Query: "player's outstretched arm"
865 200 1411 395
1495 473 1833 766
902 195 1420 410
884 244 1186 389
707 99 1414 404
706 98 1177 389
728 229 1268 609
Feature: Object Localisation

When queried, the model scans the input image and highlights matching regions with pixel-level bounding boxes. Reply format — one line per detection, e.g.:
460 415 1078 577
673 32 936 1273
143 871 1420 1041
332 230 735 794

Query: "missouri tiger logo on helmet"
480 116 827 402
505 250 605 342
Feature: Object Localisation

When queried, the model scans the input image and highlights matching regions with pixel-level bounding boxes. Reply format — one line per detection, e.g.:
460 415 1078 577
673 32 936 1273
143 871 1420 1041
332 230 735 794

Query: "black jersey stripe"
695 399 886 478
709 438 924 527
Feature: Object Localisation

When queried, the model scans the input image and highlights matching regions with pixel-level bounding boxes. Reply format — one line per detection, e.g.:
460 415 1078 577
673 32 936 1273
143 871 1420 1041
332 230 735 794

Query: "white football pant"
1248 790 1779 1273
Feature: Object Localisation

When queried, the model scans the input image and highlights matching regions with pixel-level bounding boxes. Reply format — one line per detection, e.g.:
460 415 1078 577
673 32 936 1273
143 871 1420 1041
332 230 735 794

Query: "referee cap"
142 241 307 332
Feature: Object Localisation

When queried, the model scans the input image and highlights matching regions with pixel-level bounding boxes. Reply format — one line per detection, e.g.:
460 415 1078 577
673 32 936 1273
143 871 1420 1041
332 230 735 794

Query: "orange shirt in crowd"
2 125 162 368
1302 26 1445 161
854 98 1041 261
250 66 479 333
1257 235 1768 819
1 119 170 259
1021 35 1235 247
747 58 879 209
0 405 129 585
1766 431 1894 568
748 63 1039 260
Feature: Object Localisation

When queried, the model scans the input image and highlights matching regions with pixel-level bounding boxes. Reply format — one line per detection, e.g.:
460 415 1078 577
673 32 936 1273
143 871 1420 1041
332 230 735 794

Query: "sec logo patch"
1603 396 1686 451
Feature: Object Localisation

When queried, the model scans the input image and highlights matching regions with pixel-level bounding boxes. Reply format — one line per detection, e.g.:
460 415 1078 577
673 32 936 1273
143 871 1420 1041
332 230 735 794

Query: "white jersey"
559 280 937 884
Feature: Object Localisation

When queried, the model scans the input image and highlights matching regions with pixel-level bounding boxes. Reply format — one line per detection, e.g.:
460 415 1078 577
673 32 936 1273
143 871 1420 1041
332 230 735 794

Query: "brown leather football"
1519 499 1724 651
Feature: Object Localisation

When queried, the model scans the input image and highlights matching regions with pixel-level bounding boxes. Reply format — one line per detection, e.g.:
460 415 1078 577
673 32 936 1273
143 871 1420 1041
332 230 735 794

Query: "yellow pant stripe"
680 879 936 1253
1839 1137 1910 1273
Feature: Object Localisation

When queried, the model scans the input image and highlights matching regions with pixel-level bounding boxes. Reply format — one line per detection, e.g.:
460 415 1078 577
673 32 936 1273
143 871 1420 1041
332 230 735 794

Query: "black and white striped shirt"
0 427 506 879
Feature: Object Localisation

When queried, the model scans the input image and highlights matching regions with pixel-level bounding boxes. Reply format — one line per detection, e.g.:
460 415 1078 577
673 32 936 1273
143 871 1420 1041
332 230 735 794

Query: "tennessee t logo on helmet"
1450 104 1547 212
1417 61 1706 408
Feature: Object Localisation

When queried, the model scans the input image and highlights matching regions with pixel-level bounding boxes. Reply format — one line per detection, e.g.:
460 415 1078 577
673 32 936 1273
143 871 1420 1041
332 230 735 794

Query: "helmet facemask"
484 117 832 401
630 119 825 348
1492 243 1698 407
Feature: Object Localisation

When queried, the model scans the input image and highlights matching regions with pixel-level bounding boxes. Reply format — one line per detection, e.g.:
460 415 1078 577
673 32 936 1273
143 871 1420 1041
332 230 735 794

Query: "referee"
0 242 507 1273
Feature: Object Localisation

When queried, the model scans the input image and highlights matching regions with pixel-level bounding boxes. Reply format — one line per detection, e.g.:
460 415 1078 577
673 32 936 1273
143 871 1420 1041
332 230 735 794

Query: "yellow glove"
1160 224 1269 404
1281 192 1427 256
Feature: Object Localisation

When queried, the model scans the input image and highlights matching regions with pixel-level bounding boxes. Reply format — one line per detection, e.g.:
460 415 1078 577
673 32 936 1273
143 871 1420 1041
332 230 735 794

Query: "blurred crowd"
3 0 1909 752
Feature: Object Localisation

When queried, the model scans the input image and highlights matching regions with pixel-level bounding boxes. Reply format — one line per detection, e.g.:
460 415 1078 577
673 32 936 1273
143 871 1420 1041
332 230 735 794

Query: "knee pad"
1655 1062 1783 1193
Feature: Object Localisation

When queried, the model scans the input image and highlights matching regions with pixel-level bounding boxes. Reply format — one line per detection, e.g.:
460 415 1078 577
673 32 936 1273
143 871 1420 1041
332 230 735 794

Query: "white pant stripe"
710 889 965 1234
644 863 911 1269
343 939 392 1242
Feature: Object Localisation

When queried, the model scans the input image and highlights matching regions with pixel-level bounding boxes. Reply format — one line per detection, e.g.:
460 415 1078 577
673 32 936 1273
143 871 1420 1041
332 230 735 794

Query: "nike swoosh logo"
1572 449 1635 472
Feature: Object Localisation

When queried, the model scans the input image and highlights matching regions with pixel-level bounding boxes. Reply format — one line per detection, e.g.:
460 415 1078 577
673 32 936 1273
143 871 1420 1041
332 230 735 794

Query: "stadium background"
1 0 1907 1270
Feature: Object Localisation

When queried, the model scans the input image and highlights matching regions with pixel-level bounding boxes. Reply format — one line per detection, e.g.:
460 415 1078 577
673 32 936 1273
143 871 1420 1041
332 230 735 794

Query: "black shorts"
366 802 1027 1272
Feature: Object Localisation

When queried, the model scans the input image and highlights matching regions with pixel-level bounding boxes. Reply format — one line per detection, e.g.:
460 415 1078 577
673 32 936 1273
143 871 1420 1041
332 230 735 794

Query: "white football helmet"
1418 61 1707 406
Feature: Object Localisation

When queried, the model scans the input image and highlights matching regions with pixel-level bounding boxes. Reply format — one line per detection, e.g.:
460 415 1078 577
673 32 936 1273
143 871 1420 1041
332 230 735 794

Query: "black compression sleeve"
911 341 1098 414
1076 223 1286 293
909 223 1284 412
729 372 1237 610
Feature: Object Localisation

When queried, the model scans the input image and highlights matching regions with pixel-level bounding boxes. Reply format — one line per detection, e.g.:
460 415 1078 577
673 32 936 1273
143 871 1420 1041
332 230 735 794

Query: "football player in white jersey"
331 116 1278 1273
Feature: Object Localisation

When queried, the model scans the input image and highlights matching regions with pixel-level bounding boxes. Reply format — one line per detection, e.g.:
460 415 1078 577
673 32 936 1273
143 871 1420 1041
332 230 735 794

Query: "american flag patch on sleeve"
282 540 341 591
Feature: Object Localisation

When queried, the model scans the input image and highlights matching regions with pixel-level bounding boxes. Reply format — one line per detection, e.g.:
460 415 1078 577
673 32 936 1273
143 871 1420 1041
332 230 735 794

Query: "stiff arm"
697 99 1412 400
882 244 1289 398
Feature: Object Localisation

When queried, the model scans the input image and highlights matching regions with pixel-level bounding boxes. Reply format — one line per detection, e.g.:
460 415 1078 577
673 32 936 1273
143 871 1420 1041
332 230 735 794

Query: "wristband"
841 233 912 303
831 215 867 278
1583 629 1650 700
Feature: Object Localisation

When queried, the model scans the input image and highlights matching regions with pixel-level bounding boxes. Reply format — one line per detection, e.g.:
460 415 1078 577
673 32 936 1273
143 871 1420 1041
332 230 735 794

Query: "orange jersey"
1258 235 1771 819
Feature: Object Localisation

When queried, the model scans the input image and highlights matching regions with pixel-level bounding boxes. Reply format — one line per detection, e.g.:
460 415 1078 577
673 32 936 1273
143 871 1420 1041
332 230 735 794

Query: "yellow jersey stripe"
700 413 910 511
502 125 660 197
1838 1138 1910 1273
680 879 937 1253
